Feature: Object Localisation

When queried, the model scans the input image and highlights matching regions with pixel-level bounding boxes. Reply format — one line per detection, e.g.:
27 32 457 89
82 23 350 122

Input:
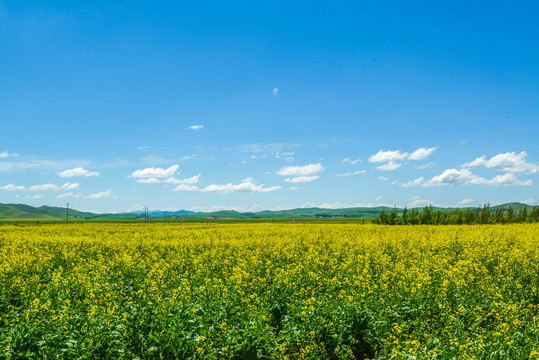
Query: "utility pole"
66 203 69 224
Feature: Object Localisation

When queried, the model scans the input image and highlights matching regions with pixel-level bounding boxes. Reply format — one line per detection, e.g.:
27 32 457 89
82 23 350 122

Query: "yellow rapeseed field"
1 223 538 359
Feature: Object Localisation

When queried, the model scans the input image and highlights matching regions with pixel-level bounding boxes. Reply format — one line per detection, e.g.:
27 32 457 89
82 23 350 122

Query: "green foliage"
376 204 539 225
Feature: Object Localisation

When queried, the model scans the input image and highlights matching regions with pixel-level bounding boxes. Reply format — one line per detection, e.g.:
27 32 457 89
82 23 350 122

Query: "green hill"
0 203 97 221
0 202 535 222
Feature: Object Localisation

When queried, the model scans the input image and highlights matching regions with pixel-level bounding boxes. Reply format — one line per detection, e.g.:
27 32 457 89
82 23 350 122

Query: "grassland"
1 223 538 359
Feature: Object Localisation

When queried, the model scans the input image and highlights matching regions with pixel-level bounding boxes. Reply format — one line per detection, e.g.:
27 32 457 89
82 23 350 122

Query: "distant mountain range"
128 210 198 216
0 202 534 221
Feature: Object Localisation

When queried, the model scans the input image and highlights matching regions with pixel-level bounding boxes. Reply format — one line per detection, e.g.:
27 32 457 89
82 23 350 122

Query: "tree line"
373 204 539 225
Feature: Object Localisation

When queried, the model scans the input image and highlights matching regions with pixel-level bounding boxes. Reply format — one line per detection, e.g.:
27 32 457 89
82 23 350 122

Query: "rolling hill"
0 202 535 221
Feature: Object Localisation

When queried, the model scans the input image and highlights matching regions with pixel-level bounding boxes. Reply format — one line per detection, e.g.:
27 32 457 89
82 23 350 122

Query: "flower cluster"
1 223 538 358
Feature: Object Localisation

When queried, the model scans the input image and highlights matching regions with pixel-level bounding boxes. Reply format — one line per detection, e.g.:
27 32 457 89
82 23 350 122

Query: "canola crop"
1 223 538 359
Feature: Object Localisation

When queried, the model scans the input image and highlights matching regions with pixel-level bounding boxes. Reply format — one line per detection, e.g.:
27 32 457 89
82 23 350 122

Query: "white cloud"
369 147 438 171
487 173 532 186
273 151 295 161
273 87 279 95
458 198 475 205
317 202 352 209
165 174 201 184
522 198 536 205
277 163 324 176
0 184 26 191
0 157 98 173
300 201 383 209
57 167 100 178
22 194 42 199
378 176 389 181
181 154 196 161
417 162 436 169
408 147 438 160
376 195 383 201
400 177 425 187
335 170 366 177
343 157 362 165
200 181 281 194
187 125 204 131
0 156 117 175
400 168 532 187
127 204 145 212
376 161 401 171
368 150 408 163
62 182 80 190
28 182 79 191
463 151 539 174
408 198 432 208
401 169 483 187
29 183 59 191
137 146 151 150
57 192 81 199
284 175 319 183
173 179 281 194
173 184 199 192
130 164 179 178
0 151 18 158
85 190 114 199
189 204 266 213
235 143 297 154
140 174 201 184
300 201 347 209
136 178 161 184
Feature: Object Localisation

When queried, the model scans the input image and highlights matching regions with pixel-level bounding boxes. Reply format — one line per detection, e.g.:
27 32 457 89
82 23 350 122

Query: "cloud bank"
400 168 532 187
131 165 179 178
369 147 438 170
58 167 100 178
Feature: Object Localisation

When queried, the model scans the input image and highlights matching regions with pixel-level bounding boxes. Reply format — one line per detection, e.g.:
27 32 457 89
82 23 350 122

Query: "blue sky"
0 1 538 213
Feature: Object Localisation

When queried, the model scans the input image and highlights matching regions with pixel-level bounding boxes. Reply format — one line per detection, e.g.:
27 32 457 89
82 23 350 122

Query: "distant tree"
374 203 538 226
495 207 503 223
409 208 420 225
463 208 475 224
481 203 491 224
388 207 398 225
378 209 387 224
518 207 528 223
474 207 482 224
532 206 539 223
402 207 408 225
451 209 463 224
421 205 433 224
434 209 442 225
506 205 514 223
